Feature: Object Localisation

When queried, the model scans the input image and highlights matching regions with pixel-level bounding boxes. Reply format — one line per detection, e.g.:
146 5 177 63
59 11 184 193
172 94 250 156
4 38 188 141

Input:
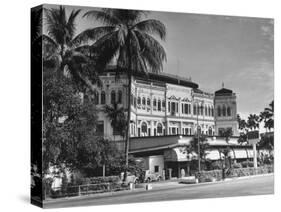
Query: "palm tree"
103 103 127 140
247 114 260 130
80 9 167 166
260 100 274 131
220 128 233 143
186 135 209 171
43 6 104 90
237 114 247 131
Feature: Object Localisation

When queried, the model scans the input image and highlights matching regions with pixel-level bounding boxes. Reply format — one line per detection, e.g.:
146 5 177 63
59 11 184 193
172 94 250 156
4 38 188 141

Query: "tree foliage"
103 103 127 137
43 6 102 90
80 9 167 73
219 128 233 143
187 135 209 162
43 68 117 174
260 100 274 131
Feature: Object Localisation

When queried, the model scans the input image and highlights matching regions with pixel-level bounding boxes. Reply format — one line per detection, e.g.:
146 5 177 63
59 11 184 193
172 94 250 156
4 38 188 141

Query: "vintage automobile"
144 170 163 182
120 172 140 184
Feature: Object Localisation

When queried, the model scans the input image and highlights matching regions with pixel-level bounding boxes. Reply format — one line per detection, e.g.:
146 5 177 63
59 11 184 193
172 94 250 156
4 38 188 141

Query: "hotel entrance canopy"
129 135 253 161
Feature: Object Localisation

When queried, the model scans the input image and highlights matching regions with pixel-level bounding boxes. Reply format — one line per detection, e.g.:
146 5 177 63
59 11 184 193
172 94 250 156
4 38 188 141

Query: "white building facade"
90 69 238 142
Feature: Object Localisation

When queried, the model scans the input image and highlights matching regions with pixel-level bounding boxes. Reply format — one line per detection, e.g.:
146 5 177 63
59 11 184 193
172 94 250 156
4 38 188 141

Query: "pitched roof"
215 88 233 96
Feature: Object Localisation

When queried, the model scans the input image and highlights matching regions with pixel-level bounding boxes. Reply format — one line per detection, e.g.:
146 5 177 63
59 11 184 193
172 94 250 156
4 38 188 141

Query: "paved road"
44 174 274 208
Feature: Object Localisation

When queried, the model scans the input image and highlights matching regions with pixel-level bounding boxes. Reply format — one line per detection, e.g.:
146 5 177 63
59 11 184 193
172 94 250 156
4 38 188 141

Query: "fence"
195 165 274 183
45 182 130 199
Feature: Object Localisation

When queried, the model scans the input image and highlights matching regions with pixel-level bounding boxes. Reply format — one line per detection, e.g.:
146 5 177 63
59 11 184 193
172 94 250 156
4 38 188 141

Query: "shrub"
228 165 273 177
232 163 242 169
241 160 254 168
195 170 222 182
78 176 120 185
210 161 223 170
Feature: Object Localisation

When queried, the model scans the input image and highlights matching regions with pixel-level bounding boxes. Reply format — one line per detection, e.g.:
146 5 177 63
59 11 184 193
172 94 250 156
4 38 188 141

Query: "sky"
44 4 274 120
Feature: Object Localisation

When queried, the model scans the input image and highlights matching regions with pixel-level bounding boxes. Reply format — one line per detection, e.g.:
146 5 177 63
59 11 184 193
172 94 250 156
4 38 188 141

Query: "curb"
44 173 273 204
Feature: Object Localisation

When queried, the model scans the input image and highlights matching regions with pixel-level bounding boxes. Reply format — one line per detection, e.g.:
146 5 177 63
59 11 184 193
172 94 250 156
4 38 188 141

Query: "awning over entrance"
206 150 221 160
164 147 194 162
163 148 253 162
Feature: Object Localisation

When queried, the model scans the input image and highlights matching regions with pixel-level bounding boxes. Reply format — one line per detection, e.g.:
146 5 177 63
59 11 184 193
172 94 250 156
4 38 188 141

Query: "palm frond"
71 26 115 47
90 31 120 69
134 30 166 73
113 9 148 25
132 19 166 40
129 31 147 73
66 9 81 43
44 6 67 45
83 9 120 25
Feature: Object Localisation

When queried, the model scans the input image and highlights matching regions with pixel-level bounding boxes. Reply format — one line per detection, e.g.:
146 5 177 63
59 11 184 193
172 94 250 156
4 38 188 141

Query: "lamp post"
196 100 203 172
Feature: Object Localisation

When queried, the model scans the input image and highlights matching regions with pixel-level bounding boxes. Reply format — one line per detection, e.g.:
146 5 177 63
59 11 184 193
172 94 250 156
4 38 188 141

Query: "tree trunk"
125 74 132 167
124 38 132 181
103 164 106 177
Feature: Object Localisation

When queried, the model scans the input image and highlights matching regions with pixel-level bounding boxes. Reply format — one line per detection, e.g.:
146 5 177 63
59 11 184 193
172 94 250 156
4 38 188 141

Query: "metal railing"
46 182 130 199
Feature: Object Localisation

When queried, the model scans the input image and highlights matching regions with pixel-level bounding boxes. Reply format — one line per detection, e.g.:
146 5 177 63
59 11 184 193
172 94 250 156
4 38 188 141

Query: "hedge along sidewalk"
224 172 274 182
44 184 147 203
194 165 274 183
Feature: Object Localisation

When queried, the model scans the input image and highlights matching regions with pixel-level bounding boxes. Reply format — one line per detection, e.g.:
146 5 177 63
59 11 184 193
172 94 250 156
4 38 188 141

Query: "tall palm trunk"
124 37 132 180
125 73 132 167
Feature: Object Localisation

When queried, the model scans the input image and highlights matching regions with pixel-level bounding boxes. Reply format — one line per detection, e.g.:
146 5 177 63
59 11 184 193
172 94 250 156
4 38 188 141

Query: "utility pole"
196 101 201 172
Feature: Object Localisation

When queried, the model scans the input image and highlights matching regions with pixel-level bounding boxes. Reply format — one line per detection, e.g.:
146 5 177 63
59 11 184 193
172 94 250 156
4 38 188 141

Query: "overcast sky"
45 4 274 119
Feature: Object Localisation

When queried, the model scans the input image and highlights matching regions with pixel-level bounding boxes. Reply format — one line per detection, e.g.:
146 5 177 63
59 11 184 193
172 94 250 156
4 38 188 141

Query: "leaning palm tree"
43 6 105 89
79 9 167 166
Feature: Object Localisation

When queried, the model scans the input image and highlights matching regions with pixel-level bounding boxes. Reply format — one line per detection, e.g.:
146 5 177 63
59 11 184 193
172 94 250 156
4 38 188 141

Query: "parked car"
120 172 140 184
144 170 163 182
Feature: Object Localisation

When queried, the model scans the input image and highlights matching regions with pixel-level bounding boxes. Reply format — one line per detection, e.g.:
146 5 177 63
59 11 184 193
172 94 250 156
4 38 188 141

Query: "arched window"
188 104 191 114
147 98 151 106
111 90 116 104
211 107 214 116
217 106 221 117
205 106 208 116
158 99 161 111
142 97 146 105
200 105 203 115
227 107 231 116
208 106 211 117
133 96 137 108
157 123 163 134
222 105 226 116
141 122 147 134
118 90 122 104
153 98 157 110
94 90 99 105
137 97 141 105
162 100 165 108
193 104 197 115
208 127 213 136
101 91 106 104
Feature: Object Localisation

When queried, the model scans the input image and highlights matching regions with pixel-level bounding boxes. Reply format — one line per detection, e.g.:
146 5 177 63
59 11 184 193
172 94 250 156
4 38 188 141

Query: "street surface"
44 174 274 208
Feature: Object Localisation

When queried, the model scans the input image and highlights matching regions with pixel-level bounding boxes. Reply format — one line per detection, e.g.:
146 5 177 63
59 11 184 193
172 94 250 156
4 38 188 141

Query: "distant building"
214 87 239 136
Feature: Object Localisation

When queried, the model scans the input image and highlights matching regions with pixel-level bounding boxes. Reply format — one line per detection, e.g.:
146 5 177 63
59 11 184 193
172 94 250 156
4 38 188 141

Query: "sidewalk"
44 173 273 204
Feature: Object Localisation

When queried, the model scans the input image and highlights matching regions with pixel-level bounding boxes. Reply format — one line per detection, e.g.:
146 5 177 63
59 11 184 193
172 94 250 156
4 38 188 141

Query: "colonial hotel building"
93 68 254 178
